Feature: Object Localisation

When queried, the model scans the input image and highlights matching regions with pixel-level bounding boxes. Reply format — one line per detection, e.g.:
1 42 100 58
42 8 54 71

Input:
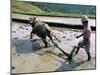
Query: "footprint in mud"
21 60 26 64
23 35 29 38
25 28 29 30
12 31 16 33
70 32 73 34
16 29 19 31
19 26 24 29
69 35 73 37
24 25 29 27
58 33 60 35
14 37 19 39
17 54 20 56
66 38 72 41
73 33 77 36
62 36 66 38
12 66 15 70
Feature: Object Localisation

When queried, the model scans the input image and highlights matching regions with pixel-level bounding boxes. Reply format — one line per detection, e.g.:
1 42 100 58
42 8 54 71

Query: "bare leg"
30 32 33 39
42 37 48 48
70 46 77 56
47 32 55 45
68 46 77 61
75 43 82 54
85 43 91 61
30 30 34 39
68 42 82 61
86 51 91 61
75 47 80 54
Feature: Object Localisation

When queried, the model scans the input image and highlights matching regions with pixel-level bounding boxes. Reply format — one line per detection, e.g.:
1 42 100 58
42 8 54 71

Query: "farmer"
29 17 54 48
69 15 91 61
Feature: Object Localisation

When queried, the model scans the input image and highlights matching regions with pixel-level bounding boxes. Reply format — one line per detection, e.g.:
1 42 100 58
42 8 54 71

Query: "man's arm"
76 33 83 38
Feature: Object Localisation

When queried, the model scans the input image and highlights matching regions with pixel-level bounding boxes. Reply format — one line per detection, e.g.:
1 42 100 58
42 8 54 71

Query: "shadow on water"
56 59 86 71
12 39 44 54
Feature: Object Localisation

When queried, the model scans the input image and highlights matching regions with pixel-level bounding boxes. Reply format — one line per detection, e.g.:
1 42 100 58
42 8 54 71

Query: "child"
70 15 91 61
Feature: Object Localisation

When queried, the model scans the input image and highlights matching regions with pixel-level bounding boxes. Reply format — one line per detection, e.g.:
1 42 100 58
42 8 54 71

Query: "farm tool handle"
53 43 70 57
52 33 61 42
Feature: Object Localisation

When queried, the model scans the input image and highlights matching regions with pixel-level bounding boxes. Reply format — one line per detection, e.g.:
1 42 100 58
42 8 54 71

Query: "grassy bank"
12 0 96 19
13 12 95 19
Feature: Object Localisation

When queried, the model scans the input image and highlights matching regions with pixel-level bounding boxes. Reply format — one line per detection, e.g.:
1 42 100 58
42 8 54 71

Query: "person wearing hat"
73 15 91 61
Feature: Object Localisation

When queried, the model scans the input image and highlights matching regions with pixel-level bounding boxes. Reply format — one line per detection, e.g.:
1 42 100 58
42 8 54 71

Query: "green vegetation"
12 0 44 15
12 0 96 18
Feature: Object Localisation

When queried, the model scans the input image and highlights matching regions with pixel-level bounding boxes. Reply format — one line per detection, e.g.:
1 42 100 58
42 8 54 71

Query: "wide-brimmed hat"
81 15 89 22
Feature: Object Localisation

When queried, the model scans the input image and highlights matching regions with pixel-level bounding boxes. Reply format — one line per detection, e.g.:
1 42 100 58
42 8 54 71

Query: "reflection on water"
12 39 44 54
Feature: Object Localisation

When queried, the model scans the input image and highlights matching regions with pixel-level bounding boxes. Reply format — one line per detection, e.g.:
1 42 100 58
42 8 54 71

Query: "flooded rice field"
11 22 96 74
12 13 96 27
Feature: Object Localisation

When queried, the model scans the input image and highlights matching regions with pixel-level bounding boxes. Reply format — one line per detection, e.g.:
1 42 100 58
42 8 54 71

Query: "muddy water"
11 22 96 74
37 16 96 27
12 13 96 27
